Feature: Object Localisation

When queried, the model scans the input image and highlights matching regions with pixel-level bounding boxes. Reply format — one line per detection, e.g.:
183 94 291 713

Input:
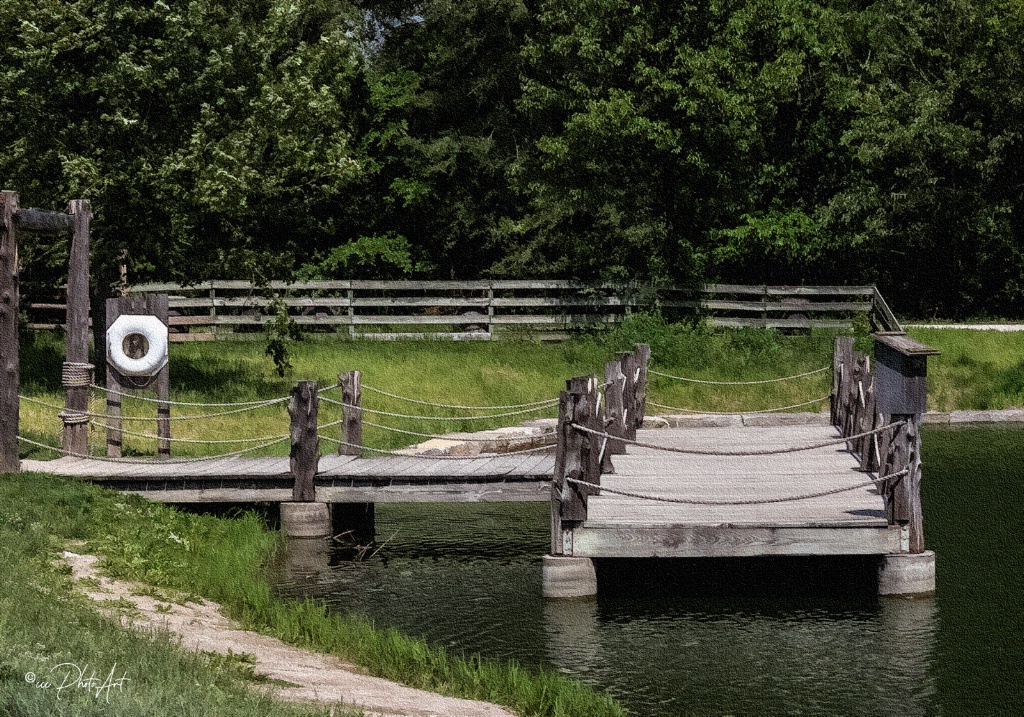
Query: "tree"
0 0 367 294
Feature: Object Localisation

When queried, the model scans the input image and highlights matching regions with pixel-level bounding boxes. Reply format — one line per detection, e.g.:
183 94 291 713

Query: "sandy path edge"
61 551 516 717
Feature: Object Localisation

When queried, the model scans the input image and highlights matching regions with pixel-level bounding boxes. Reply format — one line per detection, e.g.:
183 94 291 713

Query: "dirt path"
62 551 516 717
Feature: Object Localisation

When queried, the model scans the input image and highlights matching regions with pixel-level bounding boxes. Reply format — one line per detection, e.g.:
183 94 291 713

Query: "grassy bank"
906 327 1024 411
0 475 352 716
0 472 625 717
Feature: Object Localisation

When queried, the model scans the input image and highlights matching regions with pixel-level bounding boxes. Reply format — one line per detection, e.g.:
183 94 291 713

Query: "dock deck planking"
573 425 897 558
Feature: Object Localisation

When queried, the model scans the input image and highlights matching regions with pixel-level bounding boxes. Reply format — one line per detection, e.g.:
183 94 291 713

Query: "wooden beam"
16 207 74 233
571 524 902 558
0 191 19 472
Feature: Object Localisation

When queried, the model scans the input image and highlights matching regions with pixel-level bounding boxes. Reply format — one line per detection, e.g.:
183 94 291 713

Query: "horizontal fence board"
711 317 853 329
352 331 491 341
168 333 215 342
701 284 768 295
490 296 628 308
764 285 874 296
351 315 490 325
351 296 489 308
701 300 873 313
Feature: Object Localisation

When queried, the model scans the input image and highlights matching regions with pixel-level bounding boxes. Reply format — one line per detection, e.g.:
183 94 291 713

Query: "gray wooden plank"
572 524 901 558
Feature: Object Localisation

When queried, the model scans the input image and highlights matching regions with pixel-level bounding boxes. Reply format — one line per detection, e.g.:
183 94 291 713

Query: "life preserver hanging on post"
106 314 168 377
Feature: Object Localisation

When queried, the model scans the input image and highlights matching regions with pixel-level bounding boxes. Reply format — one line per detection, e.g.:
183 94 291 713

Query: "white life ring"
106 314 168 377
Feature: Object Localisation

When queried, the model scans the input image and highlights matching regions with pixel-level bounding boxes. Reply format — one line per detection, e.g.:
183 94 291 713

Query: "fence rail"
24 281 901 341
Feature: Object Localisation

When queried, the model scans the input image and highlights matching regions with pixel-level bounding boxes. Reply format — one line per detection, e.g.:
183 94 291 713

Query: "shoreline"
62 550 515 717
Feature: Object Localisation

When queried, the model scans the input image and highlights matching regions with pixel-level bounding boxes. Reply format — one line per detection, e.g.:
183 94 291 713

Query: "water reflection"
272 503 939 716
277 537 332 585
542 591 938 716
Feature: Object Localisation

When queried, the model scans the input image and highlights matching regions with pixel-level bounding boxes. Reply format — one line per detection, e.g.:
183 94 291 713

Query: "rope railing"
358 384 560 411
89 383 293 408
319 395 557 421
86 420 289 444
358 419 555 443
646 395 830 415
17 434 289 463
648 365 831 385
319 434 552 458
571 421 905 457
21 393 287 422
566 468 908 506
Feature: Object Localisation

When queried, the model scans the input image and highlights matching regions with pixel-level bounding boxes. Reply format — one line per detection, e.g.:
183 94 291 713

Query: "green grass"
0 472 626 717
907 327 1024 411
17 318 1024 460
0 475 355 717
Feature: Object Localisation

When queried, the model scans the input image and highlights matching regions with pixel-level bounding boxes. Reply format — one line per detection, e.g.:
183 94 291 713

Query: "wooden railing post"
632 343 650 431
0 191 19 473
338 370 361 456
617 351 637 440
62 200 92 456
874 333 939 553
550 375 599 556
831 337 854 426
289 380 320 502
603 360 626 460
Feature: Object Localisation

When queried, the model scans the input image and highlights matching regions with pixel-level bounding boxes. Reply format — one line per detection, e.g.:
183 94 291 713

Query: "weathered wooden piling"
289 379 320 502
338 370 362 456
0 191 19 473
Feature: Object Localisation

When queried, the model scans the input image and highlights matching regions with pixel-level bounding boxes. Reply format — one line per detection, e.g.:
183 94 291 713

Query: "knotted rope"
566 468 908 506
649 365 831 385
647 395 830 415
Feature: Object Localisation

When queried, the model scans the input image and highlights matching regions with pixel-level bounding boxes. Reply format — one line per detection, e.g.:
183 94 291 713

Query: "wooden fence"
24 280 902 341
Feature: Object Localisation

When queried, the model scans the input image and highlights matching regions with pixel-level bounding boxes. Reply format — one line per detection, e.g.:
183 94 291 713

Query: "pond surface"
272 426 1024 716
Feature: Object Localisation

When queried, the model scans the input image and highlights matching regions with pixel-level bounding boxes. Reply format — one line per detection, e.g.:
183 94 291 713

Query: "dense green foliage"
4 0 1024 316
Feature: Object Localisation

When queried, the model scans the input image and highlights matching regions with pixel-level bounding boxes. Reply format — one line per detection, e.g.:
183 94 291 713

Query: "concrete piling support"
878 550 936 596
542 555 597 598
280 502 332 538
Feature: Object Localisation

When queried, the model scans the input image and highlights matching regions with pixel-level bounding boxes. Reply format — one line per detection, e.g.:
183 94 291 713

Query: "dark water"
273 426 1024 716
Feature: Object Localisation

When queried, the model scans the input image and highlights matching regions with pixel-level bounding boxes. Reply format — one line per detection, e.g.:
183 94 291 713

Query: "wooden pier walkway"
574 424 898 558
20 453 554 504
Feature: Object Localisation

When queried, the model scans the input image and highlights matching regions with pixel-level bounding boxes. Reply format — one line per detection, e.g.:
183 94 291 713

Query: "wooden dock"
573 424 899 558
19 453 554 504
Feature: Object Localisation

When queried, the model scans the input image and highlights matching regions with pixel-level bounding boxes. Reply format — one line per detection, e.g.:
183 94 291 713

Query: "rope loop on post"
61 362 94 388
58 411 89 426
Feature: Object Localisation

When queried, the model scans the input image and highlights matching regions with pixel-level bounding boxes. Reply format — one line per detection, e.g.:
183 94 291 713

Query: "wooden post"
289 380 320 502
632 342 651 430
831 337 854 426
209 284 217 338
0 191 19 473
550 376 599 555
62 200 92 456
338 370 361 456
617 351 637 440
603 360 626 458
874 333 939 553
551 390 571 555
